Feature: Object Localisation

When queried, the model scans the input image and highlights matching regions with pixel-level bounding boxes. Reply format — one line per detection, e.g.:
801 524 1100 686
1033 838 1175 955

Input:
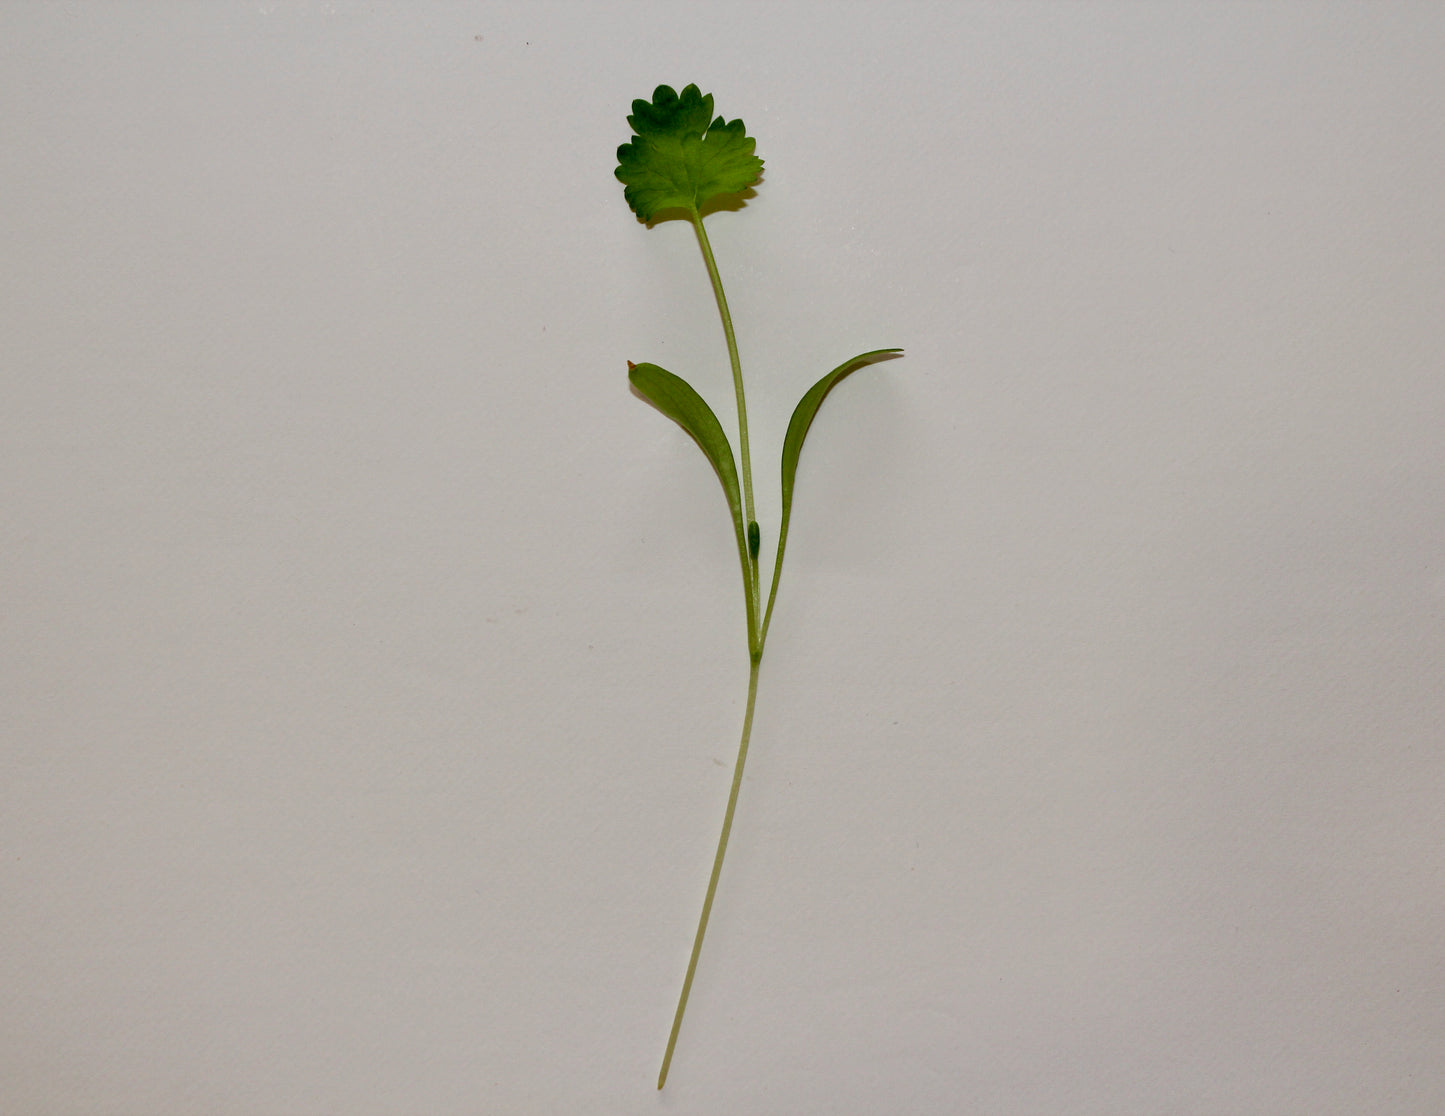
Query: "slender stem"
757 522 788 655
658 654 761 1090
690 208 761 632
658 207 769 1089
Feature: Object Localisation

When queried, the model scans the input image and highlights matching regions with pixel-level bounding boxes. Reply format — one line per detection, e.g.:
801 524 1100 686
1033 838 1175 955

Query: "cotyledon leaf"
628 361 755 607
758 348 903 648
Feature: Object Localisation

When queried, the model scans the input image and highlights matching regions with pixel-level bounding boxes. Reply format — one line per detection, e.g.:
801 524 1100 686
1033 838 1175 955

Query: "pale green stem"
690 208 761 633
658 654 761 1090
757 520 789 654
659 208 769 1090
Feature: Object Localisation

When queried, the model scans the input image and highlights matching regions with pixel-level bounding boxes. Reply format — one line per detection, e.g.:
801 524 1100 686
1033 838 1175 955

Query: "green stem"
690 208 761 635
659 207 770 1089
658 654 761 1090
757 522 788 655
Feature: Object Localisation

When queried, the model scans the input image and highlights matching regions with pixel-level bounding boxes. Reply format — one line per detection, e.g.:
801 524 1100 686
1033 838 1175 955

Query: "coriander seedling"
617 83 901 1089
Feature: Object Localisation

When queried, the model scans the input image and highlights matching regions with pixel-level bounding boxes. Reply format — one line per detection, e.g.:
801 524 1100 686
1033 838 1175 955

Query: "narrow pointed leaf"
759 349 903 646
629 361 754 599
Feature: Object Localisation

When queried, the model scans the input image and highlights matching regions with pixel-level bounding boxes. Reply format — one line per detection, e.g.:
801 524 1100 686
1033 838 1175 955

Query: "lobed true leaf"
615 84 764 222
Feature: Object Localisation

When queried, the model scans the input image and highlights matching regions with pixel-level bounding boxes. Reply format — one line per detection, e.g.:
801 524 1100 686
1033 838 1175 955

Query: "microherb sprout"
617 83 901 1089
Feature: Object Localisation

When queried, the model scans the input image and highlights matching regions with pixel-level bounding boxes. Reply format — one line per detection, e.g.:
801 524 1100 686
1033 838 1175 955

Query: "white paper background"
3 3 1443 1113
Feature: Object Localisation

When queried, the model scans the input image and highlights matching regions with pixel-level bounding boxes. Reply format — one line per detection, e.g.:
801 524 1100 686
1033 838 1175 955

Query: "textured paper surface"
3 3 1443 1112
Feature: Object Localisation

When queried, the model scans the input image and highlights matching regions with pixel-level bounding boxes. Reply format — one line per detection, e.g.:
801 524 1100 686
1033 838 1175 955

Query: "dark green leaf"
759 349 903 646
628 361 753 593
616 84 764 222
